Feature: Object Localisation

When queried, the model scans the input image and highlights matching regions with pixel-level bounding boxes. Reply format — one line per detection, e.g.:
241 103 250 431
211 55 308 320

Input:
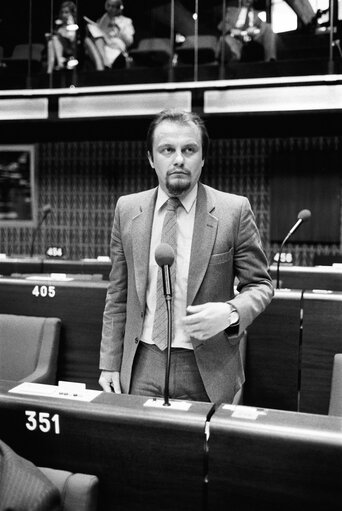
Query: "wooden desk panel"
0 278 108 389
208 404 342 510
0 381 213 511
300 291 342 414
244 289 302 412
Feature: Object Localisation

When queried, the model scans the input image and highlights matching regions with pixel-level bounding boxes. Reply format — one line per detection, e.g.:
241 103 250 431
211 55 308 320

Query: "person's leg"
169 349 210 402
129 342 165 398
47 40 56 74
129 343 210 402
94 38 111 67
223 34 243 61
255 23 277 61
284 0 315 25
52 36 65 68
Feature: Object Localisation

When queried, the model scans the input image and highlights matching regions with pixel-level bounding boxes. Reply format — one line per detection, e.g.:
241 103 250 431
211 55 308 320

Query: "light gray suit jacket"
100 183 273 404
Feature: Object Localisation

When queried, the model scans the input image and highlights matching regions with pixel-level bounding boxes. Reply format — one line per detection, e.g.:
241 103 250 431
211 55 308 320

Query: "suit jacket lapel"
187 183 218 305
132 188 157 309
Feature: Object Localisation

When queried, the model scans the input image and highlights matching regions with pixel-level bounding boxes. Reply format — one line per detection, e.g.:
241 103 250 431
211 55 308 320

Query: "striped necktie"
152 197 181 350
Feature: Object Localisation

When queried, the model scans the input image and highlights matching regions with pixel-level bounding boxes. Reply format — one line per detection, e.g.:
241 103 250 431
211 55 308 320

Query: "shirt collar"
156 183 198 214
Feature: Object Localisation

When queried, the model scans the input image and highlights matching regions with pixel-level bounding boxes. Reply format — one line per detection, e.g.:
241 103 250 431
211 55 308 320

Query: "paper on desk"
9 382 102 402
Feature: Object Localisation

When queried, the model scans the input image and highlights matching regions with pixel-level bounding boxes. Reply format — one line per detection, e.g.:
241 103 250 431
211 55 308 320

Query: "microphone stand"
30 209 51 258
276 237 287 289
162 265 172 406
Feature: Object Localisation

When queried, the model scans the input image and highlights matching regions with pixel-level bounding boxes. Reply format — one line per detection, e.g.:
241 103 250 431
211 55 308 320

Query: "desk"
300 290 342 414
0 380 213 511
243 289 302 412
0 257 112 280
0 257 43 276
0 277 108 389
208 404 342 510
269 264 342 292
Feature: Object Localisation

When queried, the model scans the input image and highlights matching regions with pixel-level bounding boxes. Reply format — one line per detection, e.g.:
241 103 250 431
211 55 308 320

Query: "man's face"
148 120 204 198
105 0 122 17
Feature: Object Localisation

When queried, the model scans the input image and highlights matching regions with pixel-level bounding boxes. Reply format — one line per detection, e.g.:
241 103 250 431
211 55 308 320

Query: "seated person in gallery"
285 0 328 32
84 0 134 69
218 0 277 62
46 1 79 74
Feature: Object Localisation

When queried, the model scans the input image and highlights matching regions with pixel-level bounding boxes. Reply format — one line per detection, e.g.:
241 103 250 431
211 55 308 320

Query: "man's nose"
173 150 184 165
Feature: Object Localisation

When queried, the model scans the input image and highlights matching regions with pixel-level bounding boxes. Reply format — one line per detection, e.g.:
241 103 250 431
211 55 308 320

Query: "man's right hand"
99 370 122 393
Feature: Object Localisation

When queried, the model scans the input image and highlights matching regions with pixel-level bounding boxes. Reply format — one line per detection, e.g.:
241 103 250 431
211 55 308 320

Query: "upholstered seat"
0 313 61 384
328 353 342 417
177 35 218 64
130 38 172 67
40 467 99 511
6 43 44 73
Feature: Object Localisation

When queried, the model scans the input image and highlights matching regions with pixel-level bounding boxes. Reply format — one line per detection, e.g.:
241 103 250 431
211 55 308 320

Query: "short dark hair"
60 1 77 17
146 109 209 160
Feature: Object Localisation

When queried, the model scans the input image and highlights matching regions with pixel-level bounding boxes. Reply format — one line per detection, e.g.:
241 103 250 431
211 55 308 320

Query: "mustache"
167 169 190 176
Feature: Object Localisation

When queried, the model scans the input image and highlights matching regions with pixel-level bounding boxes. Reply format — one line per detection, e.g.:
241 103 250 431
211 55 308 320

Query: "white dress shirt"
141 185 198 349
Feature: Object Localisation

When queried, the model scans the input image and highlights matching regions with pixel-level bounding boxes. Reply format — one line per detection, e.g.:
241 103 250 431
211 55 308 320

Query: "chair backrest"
11 43 44 61
130 38 171 66
0 313 61 384
40 467 99 511
177 35 218 64
328 354 342 417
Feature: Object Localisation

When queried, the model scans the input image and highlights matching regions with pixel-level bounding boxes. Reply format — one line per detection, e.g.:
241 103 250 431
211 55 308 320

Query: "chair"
0 313 61 384
177 35 218 65
328 353 342 416
130 38 172 67
40 467 99 511
6 43 44 73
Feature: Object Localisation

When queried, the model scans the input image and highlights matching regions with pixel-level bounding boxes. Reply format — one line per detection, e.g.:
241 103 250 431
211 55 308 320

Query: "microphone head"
42 204 52 214
155 243 175 267
297 209 311 222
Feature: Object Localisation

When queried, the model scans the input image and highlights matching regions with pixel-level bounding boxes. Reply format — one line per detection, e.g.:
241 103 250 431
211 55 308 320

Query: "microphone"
155 243 175 298
30 204 52 258
276 209 311 289
155 243 175 407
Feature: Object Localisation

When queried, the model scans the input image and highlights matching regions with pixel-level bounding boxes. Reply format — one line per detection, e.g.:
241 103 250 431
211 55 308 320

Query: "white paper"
9 382 101 402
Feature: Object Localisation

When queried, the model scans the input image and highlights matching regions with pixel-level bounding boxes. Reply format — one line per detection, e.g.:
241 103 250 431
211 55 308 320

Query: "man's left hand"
181 302 237 341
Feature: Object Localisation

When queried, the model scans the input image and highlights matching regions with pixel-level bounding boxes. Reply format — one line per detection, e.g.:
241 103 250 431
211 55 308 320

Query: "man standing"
99 109 273 404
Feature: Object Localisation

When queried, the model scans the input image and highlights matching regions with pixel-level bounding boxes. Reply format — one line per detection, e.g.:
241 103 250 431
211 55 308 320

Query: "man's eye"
161 147 173 154
184 146 196 154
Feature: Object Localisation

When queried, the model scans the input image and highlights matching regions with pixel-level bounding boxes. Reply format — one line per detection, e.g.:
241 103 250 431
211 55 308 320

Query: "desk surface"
209 403 342 510
0 257 112 279
269 264 342 291
0 380 214 511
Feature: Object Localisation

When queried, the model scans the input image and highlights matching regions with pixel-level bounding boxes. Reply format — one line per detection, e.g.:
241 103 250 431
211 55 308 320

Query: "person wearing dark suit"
0 439 60 511
218 0 277 62
99 109 273 405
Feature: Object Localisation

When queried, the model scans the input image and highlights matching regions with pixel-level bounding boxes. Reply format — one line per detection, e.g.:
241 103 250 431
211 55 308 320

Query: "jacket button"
134 337 139 344
141 312 144 318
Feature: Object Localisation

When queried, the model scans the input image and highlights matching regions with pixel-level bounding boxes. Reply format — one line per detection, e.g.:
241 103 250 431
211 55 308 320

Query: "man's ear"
147 151 154 168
